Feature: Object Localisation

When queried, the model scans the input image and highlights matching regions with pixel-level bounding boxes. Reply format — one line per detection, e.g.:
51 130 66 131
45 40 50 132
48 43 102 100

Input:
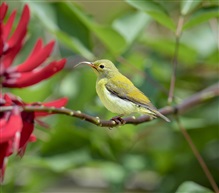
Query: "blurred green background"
2 0 219 193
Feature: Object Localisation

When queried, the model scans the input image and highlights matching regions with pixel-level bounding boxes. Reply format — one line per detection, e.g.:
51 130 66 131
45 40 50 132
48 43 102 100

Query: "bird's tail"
153 110 170 122
139 104 171 122
142 106 170 122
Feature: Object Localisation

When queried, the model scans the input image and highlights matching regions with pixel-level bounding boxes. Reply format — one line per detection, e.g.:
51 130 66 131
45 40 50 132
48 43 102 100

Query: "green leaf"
102 162 125 184
23 151 91 172
181 23 217 57
28 2 58 31
55 30 95 60
126 0 175 31
181 0 202 15
44 151 91 172
176 181 214 193
183 6 219 29
65 2 126 55
142 38 198 66
113 11 150 45
92 25 127 54
28 2 95 60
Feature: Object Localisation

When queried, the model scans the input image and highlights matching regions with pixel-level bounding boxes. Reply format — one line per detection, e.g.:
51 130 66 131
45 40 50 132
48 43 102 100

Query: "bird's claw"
110 116 126 125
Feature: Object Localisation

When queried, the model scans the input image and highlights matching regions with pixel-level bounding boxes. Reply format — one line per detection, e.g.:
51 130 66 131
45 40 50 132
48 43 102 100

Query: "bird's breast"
96 78 136 114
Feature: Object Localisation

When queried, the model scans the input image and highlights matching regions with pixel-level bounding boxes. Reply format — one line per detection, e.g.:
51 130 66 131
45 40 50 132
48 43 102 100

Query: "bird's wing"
105 74 155 109
105 75 170 122
105 74 170 122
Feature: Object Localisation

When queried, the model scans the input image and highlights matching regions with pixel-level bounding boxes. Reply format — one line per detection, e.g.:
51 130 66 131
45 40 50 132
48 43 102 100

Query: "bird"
76 59 170 123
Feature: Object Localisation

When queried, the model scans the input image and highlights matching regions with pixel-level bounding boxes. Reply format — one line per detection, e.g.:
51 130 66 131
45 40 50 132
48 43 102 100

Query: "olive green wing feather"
106 74 170 122
105 74 155 108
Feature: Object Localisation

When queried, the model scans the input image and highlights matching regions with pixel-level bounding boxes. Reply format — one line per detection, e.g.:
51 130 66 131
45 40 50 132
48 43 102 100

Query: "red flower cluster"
0 3 65 87
0 94 67 180
0 2 68 181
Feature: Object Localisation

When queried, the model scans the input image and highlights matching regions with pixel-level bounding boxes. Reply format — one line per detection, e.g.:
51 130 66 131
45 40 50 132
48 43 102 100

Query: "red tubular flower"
0 2 68 181
0 93 68 181
0 3 66 88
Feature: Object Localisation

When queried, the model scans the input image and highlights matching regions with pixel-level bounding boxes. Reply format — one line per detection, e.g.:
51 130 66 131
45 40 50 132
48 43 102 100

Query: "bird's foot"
110 115 126 125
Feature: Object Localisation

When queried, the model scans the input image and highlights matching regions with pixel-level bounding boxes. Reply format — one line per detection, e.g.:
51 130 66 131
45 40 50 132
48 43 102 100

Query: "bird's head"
78 59 119 78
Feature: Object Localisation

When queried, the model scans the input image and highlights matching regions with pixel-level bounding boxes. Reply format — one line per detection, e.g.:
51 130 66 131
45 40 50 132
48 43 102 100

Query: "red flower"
0 3 66 88
0 2 68 182
0 93 68 181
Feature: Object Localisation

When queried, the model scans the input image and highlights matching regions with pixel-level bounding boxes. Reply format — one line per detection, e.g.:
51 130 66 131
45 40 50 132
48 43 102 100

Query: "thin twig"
175 116 219 193
168 16 184 104
1 82 218 127
169 14 219 192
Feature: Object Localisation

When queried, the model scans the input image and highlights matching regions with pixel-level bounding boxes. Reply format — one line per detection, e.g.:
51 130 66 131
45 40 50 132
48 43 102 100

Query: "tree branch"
1 82 218 127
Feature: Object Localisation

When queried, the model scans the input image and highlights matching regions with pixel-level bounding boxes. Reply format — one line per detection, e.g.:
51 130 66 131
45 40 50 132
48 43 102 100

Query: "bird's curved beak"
74 61 96 69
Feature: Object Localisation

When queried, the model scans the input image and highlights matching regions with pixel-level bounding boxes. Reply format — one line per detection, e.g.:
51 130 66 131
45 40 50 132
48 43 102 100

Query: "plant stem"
176 117 219 193
168 16 184 104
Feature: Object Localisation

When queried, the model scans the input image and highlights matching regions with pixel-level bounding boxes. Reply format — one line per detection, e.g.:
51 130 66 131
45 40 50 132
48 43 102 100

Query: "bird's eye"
99 64 104 69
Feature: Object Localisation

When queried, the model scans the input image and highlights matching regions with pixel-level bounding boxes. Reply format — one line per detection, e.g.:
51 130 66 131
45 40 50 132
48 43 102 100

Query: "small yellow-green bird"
78 59 170 122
